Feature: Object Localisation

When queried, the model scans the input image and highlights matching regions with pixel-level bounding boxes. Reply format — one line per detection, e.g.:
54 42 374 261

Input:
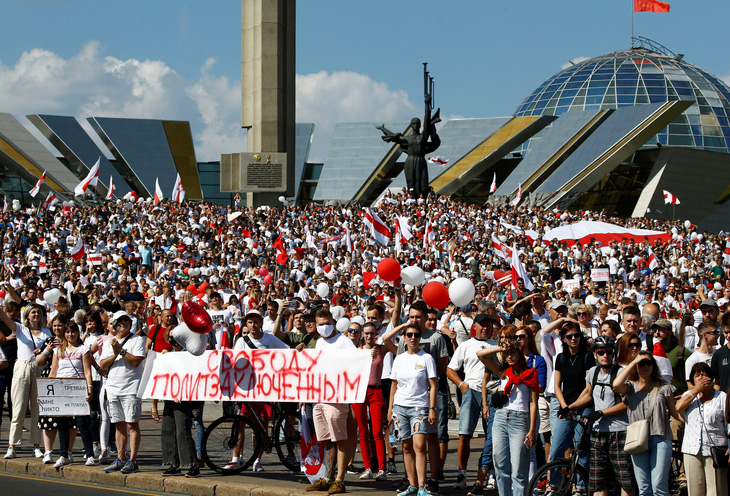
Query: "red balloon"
183 267 190 275
199 282 209 291
186 284 197 293
324 264 331 273
263 274 273 285
181 301 212 334
258 267 269 276
253 242 258 249
377 258 401 282
422 281 450 309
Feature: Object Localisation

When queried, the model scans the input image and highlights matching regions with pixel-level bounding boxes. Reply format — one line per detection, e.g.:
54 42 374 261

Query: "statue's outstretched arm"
376 124 406 145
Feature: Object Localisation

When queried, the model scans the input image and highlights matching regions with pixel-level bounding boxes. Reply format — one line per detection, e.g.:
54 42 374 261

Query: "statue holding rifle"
377 64 441 199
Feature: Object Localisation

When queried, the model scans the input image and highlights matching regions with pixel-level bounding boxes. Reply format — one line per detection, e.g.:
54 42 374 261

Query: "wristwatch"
119 349 127 357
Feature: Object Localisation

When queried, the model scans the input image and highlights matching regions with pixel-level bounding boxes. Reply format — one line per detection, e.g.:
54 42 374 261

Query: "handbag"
698 397 730 469
624 386 659 455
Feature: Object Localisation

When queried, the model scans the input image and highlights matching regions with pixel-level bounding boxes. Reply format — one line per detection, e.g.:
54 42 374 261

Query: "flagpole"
631 0 634 47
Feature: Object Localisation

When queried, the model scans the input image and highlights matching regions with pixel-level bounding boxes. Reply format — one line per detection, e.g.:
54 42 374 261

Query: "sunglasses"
577 312 589 317
515 334 528 340
638 360 653 367
565 333 581 340
405 332 422 339
347 329 361 333
363 332 375 336
703 330 720 336
595 349 614 356
628 343 641 349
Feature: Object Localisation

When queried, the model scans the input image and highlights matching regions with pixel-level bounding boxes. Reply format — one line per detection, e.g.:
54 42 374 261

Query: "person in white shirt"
99 311 146 474
684 322 719 389
207 292 233 349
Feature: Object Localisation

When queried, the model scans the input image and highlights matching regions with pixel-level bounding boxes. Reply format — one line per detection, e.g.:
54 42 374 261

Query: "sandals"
151 406 161 421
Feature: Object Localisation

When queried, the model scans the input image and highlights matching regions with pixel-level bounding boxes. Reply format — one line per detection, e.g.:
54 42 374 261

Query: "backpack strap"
591 364 621 405
243 335 258 350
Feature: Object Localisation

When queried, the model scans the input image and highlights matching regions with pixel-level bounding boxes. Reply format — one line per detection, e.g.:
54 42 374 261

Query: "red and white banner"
139 349 372 403
74 158 100 196
423 222 435 249
363 208 392 246
106 176 115 200
647 246 659 270
154 178 163 204
29 171 46 197
490 172 497 193
70 235 85 260
492 235 513 261
427 156 448 166
38 256 47 274
663 190 680 205
510 183 522 207
42 191 58 210
172 173 185 203
724 239 730 264
87 252 103 266
510 243 534 290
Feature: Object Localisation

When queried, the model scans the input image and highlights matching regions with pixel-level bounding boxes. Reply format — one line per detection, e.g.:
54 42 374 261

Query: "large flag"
427 156 448 166
423 222 435 249
70 235 85 261
105 176 115 200
510 183 522 207
74 158 100 196
724 239 730 264
663 190 680 205
172 173 185 203
42 191 58 210
363 208 392 246
394 216 412 245
492 234 513 261
38 256 47 274
342 227 354 253
29 171 46 197
153 178 163 204
490 173 497 193
510 244 535 291
272 233 288 264
647 246 659 270
634 0 670 13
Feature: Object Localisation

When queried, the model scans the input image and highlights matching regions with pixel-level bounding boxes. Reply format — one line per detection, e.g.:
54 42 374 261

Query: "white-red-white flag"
105 176 115 200
172 173 185 203
74 158 100 196
510 243 534 290
38 256 47 274
154 178 163 204
647 246 659 270
363 208 392 246
29 171 46 197
70 235 85 260
510 183 522 207
663 190 680 205
42 191 58 210
494 270 512 287
3 196 7 213
492 234 513 261
427 156 448 166
342 227 354 253
490 173 497 193
423 222 435 249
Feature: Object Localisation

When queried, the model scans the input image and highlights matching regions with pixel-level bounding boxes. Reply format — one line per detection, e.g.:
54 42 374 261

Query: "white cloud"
0 43 416 165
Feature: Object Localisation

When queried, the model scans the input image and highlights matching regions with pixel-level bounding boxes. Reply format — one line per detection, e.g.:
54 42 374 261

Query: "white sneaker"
223 459 242 470
43 451 53 464
53 456 70 469
93 445 102 459
374 470 387 481
85 456 97 466
485 471 496 491
252 459 264 472
33 447 44 458
4 447 15 459
359 468 373 480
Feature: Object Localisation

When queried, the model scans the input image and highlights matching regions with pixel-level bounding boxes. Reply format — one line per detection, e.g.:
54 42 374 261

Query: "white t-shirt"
100 333 146 397
208 308 233 349
13 323 52 361
233 332 288 350
447 338 494 391
55 344 90 379
685 350 714 378
315 332 356 350
391 350 437 408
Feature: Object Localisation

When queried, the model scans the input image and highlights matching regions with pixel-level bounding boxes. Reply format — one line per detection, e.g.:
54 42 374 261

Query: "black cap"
473 314 494 326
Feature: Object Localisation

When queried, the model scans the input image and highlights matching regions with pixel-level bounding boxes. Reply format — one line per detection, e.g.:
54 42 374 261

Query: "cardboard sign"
591 268 610 282
140 349 372 404
36 378 90 416
562 279 580 293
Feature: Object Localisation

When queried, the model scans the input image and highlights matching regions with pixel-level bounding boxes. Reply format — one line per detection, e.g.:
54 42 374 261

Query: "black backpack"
591 364 621 405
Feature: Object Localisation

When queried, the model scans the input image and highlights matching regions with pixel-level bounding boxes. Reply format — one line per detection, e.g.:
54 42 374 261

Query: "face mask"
371 320 382 330
317 324 335 338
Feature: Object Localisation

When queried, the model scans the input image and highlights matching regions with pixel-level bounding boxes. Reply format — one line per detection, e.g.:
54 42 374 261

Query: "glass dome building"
514 42 730 153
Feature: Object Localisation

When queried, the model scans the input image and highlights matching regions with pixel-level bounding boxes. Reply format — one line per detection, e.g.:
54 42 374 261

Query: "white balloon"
449 277 475 307
316 282 329 298
690 232 697 240
43 288 61 305
404 284 414 292
401 266 425 286
697 234 704 241
336 317 351 333
171 322 207 356
278 196 286 203
137 196 145 203
684 220 691 229
435 276 445 284
671 227 678 234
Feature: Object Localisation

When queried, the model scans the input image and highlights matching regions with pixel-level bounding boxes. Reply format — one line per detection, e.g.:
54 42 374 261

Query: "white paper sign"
591 268 610 282
36 378 90 416
140 349 373 404
562 279 580 293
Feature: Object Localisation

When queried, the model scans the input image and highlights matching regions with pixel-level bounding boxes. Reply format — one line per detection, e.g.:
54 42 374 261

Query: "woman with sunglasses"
616 333 642 366
614 351 680 496
388 323 438 496
475 338 539 496
675 362 728 496
550 321 595 494
575 304 599 339
353 321 399 481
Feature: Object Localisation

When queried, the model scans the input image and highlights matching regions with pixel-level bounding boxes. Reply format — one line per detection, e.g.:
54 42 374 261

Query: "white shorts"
108 395 142 424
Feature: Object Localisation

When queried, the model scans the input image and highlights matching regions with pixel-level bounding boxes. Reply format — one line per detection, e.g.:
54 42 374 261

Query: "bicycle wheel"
273 410 301 471
201 414 262 474
528 459 590 496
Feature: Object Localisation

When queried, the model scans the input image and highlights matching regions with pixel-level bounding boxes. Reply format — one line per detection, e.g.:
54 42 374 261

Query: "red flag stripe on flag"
70 236 85 261
363 208 392 245
634 0 670 13
663 190 680 205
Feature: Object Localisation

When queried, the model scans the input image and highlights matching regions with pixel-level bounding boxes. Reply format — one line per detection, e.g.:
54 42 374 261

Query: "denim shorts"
392 404 431 441
459 388 482 436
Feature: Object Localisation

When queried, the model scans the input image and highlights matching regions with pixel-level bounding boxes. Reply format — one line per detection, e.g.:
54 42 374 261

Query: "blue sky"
1 0 728 162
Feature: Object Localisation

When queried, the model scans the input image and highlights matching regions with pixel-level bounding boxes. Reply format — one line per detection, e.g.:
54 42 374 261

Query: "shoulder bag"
624 385 659 455
698 396 730 469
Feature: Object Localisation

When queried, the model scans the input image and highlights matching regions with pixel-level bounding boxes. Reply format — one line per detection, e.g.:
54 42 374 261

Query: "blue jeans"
477 394 495 470
549 397 590 489
492 408 529 496
631 436 672 496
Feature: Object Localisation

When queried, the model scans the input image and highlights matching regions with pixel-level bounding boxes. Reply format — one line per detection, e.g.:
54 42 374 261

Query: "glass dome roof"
514 47 730 153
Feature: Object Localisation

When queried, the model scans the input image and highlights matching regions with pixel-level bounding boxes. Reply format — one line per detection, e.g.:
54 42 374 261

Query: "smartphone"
523 438 531 449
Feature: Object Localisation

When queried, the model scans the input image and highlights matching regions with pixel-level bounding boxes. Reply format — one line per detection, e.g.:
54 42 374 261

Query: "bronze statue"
377 64 441 199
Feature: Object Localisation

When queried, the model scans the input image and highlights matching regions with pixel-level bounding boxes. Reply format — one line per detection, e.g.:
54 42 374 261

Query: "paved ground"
0 400 493 496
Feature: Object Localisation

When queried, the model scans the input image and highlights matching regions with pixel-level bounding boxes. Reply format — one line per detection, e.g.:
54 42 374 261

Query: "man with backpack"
568 336 636 496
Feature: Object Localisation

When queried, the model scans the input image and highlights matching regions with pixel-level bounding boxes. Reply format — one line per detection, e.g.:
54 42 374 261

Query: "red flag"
273 233 288 263
634 0 670 13
362 272 378 289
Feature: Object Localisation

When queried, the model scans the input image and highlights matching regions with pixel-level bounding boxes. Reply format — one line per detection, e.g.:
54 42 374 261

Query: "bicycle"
528 413 590 496
201 401 301 474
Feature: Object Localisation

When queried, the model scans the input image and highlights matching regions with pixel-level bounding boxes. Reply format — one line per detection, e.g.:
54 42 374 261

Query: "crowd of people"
0 190 729 496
